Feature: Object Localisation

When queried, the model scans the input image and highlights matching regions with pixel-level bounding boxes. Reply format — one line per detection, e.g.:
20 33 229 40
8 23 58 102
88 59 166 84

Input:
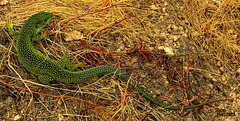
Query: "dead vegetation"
0 0 239 120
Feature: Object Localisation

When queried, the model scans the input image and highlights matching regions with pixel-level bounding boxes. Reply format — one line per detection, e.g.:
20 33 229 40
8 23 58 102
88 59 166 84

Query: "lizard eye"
35 24 41 29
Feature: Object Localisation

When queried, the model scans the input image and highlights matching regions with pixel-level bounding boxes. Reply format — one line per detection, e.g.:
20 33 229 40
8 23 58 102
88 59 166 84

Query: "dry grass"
0 0 239 120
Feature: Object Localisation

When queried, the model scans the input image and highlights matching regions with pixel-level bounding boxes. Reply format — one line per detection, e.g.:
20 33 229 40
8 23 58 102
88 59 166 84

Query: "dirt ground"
0 0 239 120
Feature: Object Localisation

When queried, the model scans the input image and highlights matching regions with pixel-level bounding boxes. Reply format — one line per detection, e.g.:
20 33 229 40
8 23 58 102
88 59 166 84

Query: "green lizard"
7 12 228 110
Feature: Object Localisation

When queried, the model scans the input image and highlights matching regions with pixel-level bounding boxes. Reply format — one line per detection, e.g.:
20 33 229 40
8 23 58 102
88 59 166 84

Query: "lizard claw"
7 19 13 29
7 19 19 36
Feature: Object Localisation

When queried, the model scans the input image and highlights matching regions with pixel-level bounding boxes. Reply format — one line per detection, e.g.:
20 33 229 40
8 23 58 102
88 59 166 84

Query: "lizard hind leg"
57 55 90 71
38 74 54 85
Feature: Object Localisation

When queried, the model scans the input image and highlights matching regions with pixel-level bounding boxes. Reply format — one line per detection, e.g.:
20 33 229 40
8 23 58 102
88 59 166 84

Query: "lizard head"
26 12 53 35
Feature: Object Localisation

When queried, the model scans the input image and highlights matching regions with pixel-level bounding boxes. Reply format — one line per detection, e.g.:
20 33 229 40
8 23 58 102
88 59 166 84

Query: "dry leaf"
65 30 83 41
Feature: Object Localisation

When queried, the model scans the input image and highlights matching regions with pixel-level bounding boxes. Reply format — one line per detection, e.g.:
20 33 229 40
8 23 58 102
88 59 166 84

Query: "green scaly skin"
7 12 228 110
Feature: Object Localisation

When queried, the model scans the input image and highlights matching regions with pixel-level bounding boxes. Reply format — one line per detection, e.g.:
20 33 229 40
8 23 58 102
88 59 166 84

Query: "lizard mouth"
35 16 53 34
34 12 53 34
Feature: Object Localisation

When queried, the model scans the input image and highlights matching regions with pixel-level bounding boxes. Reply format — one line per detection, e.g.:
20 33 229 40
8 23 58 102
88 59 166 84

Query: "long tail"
71 65 228 110
135 84 229 109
